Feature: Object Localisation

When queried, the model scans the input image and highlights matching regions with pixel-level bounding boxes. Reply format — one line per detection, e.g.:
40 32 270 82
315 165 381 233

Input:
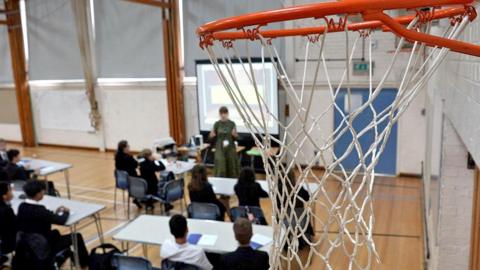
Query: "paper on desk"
251 234 272 247
197 234 217 246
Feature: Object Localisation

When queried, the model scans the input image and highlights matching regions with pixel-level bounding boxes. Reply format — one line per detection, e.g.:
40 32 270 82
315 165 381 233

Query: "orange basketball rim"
197 0 480 57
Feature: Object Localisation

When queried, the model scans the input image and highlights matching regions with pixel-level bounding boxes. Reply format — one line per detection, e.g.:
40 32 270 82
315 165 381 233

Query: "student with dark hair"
188 165 226 221
234 167 269 207
160 215 213 270
4 149 33 181
0 182 16 257
209 106 240 178
276 170 314 249
115 140 142 208
16 180 90 269
219 218 269 270
115 140 138 177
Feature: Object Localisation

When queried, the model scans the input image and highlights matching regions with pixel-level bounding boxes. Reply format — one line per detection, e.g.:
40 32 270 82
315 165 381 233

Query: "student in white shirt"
160 215 213 270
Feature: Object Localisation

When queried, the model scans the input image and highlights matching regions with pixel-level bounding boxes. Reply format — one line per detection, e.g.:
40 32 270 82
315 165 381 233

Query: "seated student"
160 215 213 270
115 140 142 208
16 180 90 269
115 140 138 177
188 165 226 221
276 170 314 248
138 149 170 211
0 139 8 167
219 218 269 270
138 148 166 195
4 149 34 181
0 182 16 257
234 167 269 207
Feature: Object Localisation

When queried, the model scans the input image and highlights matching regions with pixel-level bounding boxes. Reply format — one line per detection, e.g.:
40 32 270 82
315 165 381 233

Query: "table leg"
65 170 71 199
94 213 104 244
142 244 148 258
70 224 80 270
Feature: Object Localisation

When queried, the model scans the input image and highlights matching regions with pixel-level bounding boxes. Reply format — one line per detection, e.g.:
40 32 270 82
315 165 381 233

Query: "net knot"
358 29 372 38
415 8 436 26
450 14 464 26
307 34 322 43
199 33 214 49
323 15 348 32
241 25 262 41
221 40 234 49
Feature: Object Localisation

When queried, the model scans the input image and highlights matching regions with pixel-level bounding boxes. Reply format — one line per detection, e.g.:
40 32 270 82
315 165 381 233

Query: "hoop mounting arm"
364 9 480 57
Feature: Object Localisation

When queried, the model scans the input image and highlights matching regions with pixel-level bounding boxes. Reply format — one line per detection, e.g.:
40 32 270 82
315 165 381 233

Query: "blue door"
333 88 398 175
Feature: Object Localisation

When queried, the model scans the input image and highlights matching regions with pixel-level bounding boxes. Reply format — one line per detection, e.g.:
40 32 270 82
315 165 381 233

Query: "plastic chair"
230 206 267 225
112 254 160 270
187 202 221 221
114 170 129 210
154 179 186 214
127 176 152 219
161 259 200 270
12 232 72 270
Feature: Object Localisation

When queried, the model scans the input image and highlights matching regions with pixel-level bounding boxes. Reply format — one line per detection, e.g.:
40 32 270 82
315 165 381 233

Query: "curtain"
94 0 165 78
26 0 84 80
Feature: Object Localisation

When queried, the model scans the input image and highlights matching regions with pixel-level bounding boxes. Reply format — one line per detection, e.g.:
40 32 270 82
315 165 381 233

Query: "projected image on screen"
197 62 279 135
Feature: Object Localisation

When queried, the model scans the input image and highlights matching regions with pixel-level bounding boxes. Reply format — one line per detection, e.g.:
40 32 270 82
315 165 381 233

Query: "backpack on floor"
89 243 121 270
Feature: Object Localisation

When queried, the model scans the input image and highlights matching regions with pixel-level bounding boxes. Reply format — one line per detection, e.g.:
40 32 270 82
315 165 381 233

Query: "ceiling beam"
125 0 171 9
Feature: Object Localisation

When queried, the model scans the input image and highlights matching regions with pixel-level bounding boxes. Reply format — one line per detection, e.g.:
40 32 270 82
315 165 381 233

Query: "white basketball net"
203 14 471 270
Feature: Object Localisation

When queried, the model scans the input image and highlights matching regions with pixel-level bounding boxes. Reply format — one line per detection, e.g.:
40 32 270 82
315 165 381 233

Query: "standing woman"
209 107 240 178
115 140 138 177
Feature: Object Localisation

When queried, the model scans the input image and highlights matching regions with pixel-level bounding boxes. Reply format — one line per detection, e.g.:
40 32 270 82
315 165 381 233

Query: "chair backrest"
112 254 153 270
230 206 265 222
11 232 53 270
187 202 221 221
230 206 247 221
128 177 148 200
115 170 129 190
161 259 200 270
162 179 184 202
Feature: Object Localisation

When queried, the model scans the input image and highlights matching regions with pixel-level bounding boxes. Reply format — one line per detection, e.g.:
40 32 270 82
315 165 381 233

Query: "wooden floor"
12 144 424 269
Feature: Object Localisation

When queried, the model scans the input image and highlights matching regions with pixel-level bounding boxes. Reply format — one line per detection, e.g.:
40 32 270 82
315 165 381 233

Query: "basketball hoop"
197 1 479 269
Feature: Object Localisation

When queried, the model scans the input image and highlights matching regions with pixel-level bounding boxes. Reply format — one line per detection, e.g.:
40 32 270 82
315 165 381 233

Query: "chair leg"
122 190 126 208
127 198 130 220
183 197 187 215
114 188 117 210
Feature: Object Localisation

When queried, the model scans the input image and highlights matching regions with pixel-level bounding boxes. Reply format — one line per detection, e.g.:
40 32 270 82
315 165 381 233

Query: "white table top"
113 215 273 254
209 177 320 197
160 159 196 175
20 158 72 176
12 191 105 226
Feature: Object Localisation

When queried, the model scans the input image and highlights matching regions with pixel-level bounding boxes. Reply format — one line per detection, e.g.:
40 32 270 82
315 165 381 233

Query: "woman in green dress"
209 106 240 177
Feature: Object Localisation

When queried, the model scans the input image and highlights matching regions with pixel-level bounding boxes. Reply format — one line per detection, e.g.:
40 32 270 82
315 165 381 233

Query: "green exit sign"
353 61 374 76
